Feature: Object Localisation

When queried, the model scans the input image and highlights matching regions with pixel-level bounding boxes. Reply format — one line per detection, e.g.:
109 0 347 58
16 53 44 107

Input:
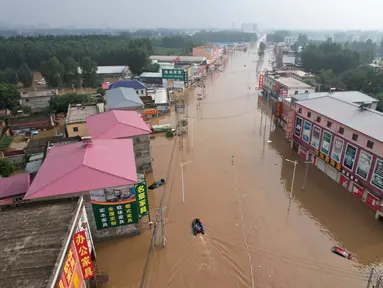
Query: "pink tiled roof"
87 110 151 139
0 173 31 199
24 139 138 200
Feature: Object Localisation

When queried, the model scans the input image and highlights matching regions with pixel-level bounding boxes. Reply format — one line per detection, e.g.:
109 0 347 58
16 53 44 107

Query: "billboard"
162 69 187 82
73 231 95 280
90 185 139 230
134 182 150 218
57 243 84 288
285 110 295 139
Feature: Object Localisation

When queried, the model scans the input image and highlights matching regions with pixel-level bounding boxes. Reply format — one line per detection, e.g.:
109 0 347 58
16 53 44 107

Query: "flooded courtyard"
95 46 383 288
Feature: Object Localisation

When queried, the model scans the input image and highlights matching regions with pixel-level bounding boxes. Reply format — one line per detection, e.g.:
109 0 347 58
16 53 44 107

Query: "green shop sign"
162 69 186 81
135 182 150 218
92 200 139 230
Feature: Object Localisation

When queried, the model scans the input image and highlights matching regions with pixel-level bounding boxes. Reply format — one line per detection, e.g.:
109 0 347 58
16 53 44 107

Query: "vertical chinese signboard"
258 73 264 89
74 231 95 280
90 186 139 230
57 242 84 288
275 102 282 117
134 182 150 218
285 110 295 139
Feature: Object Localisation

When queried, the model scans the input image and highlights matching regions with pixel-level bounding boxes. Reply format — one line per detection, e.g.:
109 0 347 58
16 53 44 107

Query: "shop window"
352 133 359 142
316 116 321 123
298 107 302 114
327 121 332 128
73 127 79 132
307 111 311 118
367 140 374 149
136 90 139 94
339 127 344 135
294 91 298 94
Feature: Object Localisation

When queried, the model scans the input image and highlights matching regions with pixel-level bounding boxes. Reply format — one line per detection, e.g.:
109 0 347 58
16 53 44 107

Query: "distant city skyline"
2 0 383 30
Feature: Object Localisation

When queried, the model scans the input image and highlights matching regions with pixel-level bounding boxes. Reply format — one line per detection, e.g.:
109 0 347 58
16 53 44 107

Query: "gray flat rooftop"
67 104 98 123
297 96 383 142
268 75 313 89
149 55 207 63
0 198 79 288
294 91 378 104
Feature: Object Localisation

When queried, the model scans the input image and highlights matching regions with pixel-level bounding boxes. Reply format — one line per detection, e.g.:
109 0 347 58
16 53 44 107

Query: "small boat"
331 246 353 260
148 179 165 190
192 218 205 235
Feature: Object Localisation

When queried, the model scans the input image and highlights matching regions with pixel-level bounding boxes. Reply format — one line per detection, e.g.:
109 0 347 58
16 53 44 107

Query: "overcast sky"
0 0 381 30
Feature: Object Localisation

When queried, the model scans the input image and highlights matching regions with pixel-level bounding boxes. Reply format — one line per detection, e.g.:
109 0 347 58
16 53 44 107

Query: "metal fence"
367 268 383 288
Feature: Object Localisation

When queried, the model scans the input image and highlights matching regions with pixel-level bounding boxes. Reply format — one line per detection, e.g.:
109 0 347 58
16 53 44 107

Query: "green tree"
374 92 383 112
315 69 344 91
141 62 160 73
0 83 20 110
0 158 14 177
96 87 106 96
63 57 81 87
40 57 65 87
80 56 98 87
17 63 33 87
3 68 18 84
49 93 94 113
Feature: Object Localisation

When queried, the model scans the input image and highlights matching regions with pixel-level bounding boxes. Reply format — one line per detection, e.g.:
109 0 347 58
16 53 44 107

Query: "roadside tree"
0 158 14 177
40 57 65 87
80 57 98 87
0 83 20 110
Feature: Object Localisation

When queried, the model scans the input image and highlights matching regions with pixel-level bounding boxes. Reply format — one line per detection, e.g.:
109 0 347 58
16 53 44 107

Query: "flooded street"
96 46 383 288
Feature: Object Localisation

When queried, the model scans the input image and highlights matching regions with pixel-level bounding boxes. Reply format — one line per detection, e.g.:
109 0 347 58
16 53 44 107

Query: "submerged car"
331 246 353 260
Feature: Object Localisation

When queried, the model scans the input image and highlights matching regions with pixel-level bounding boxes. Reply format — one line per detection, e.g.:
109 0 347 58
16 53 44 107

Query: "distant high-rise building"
241 23 257 34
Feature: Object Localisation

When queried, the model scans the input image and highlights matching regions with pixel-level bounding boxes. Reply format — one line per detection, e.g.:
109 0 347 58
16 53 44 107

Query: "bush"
0 158 14 177
0 135 12 150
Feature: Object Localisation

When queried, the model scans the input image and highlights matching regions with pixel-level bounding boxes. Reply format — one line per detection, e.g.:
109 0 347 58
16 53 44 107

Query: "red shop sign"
73 231 95 280
339 174 350 190
366 193 380 211
351 183 364 199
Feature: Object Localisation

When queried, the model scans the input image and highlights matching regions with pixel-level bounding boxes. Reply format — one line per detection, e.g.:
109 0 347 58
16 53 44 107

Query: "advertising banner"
331 137 344 164
320 131 332 156
339 174 350 190
58 242 84 288
343 143 358 171
356 150 373 180
302 120 312 143
258 73 264 89
162 69 186 81
285 110 295 139
311 125 321 150
280 90 288 97
134 182 150 217
74 231 95 280
90 186 139 230
371 158 383 190
351 183 364 199
294 116 303 138
366 192 380 210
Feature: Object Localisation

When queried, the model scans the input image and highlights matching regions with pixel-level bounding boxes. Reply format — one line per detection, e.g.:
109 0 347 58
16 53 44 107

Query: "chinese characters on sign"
258 73 264 89
285 110 295 139
92 201 139 230
63 245 76 285
135 182 149 217
73 231 95 280
162 69 186 81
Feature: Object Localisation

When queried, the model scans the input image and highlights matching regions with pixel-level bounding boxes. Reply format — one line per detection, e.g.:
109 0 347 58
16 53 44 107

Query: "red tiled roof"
0 173 31 199
24 139 138 200
87 110 151 139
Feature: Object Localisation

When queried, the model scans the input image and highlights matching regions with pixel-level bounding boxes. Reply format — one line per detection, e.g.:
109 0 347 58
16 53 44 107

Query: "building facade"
284 36 298 47
291 96 383 218
20 89 57 112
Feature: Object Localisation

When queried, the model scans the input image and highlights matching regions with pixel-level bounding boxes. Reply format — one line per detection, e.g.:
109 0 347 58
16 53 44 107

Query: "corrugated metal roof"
149 55 207 63
293 91 378 104
77 66 128 75
109 80 146 90
140 72 162 78
297 96 383 142
105 87 144 109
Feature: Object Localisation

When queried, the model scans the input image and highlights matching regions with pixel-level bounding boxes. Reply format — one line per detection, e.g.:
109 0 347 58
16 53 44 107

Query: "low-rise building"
105 87 145 114
65 103 104 137
263 72 315 101
0 197 97 288
23 138 148 240
9 115 55 135
290 96 383 219
78 65 131 82
150 55 207 64
87 110 153 173
20 89 57 112
139 72 163 86
284 36 298 47
192 45 222 61
109 80 147 96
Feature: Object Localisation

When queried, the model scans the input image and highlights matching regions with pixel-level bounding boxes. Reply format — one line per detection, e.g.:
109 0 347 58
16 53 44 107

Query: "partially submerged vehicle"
331 246 353 260
148 179 165 190
192 218 205 235
152 124 173 133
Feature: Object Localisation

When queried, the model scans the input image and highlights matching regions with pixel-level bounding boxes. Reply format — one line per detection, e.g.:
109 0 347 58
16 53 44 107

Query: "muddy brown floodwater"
95 47 383 288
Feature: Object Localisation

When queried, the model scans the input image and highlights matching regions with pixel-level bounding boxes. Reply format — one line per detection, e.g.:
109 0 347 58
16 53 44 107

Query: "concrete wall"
131 134 153 173
21 96 51 111
66 122 88 137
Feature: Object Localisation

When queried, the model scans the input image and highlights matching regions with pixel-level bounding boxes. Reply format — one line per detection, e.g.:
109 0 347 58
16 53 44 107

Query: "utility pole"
301 160 313 190
285 159 298 199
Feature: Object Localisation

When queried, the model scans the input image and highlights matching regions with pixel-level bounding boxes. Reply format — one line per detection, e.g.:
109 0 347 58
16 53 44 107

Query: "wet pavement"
95 43 383 288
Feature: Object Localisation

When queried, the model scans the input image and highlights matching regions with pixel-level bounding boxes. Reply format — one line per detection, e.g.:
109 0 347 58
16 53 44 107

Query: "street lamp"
285 159 298 199
181 161 192 203
301 160 314 190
